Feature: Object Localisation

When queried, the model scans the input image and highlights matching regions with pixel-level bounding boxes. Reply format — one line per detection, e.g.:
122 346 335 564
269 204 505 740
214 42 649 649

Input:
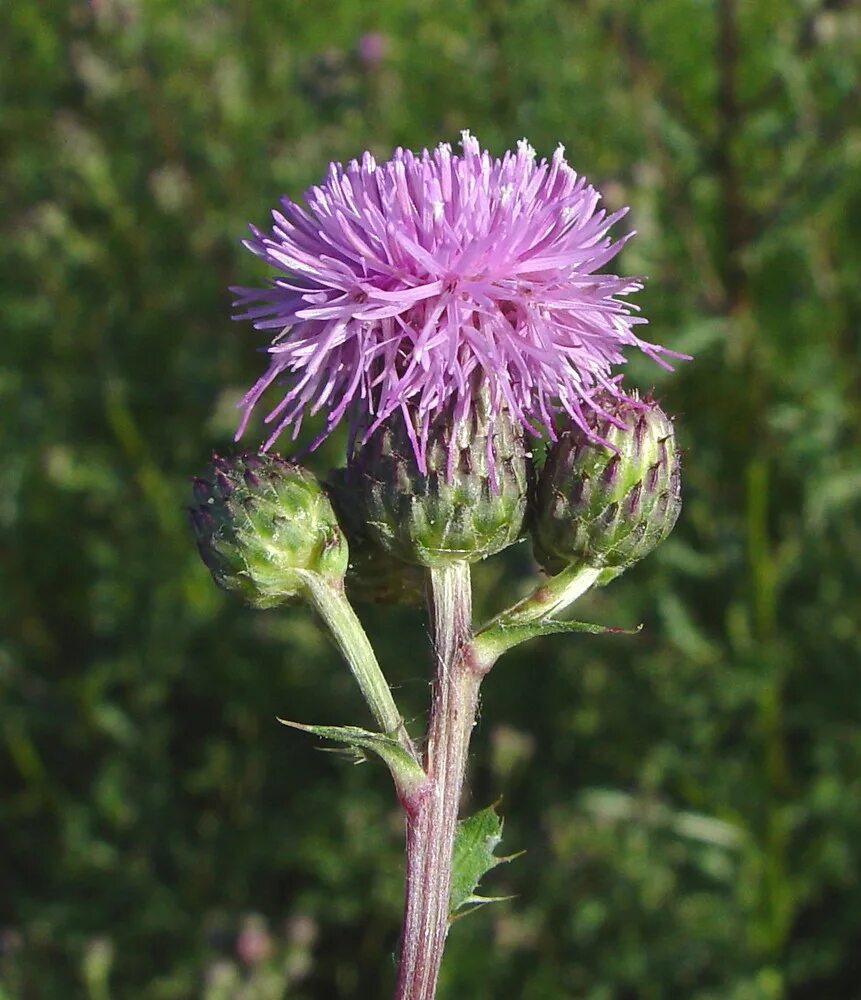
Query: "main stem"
394 561 480 1000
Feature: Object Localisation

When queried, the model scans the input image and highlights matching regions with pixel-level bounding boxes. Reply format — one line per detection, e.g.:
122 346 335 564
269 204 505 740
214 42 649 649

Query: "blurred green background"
2 0 860 997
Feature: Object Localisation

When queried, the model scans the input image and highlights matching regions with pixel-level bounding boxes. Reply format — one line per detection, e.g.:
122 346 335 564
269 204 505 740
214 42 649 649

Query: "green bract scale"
349 394 531 568
326 470 425 606
532 396 681 583
189 453 348 608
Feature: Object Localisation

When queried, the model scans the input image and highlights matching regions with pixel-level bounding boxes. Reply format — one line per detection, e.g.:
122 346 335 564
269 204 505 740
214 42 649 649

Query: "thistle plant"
190 133 688 999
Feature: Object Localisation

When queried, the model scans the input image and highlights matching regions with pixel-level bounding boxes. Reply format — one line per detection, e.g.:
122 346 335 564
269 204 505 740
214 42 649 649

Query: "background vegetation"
2 0 860 997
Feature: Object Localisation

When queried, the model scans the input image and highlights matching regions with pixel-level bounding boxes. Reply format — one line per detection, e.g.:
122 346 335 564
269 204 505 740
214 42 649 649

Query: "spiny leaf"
449 803 520 918
475 616 642 663
501 617 641 640
278 720 427 796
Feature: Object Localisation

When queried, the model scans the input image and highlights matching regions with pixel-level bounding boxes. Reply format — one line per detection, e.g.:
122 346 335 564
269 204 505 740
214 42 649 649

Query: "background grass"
2 0 860 997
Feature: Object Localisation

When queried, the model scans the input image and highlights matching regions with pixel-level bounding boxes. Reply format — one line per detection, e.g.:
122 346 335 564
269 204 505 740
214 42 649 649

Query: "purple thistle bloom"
233 132 684 471
357 31 389 66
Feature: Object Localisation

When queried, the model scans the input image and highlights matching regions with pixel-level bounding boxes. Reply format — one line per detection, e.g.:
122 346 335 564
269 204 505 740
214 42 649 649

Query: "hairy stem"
394 561 480 1000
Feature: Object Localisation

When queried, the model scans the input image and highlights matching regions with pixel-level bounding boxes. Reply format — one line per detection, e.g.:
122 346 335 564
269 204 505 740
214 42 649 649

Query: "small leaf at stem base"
277 720 427 798
449 803 520 918
474 617 642 666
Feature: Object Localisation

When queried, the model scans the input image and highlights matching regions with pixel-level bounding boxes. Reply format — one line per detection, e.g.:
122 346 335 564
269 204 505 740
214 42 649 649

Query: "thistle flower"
531 394 681 583
348 388 531 567
189 453 348 607
233 131 682 471
357 31 388 66
326 468 425 604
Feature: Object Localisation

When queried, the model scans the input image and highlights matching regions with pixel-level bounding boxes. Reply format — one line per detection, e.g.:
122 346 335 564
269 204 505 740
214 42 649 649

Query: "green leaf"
475 617 642 664
278 720 427 797
449 803 519 917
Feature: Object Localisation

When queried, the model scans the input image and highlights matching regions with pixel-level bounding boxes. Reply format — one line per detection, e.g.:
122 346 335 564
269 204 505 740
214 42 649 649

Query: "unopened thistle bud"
189 453 348 607
532 396 681 583
350 393 531 568
326 470 425 606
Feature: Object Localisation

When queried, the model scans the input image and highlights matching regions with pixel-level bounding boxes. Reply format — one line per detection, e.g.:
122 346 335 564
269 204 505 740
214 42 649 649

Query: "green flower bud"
326 469 425 606
189 453 348 607
349 393 531 568
531 396 681 583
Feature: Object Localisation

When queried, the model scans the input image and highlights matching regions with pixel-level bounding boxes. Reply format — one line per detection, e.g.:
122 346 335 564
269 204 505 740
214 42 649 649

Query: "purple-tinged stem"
394 561 480 1000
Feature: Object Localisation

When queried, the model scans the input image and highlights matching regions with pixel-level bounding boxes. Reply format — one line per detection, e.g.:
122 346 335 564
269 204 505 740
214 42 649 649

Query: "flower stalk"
299 571 416 760
472 563 603 669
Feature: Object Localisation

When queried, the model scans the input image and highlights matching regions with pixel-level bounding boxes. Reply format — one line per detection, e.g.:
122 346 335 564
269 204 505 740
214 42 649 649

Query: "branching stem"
301 571 416 761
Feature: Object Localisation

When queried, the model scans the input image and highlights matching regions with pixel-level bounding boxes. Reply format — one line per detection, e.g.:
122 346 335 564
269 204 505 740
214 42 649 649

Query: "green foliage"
277 721 426 798
478 615 642 666
2 0 860 998
449 804 515 917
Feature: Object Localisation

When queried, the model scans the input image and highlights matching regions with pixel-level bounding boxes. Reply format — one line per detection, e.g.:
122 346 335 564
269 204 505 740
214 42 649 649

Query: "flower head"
189 453 348 607
531 392 682 583
233 132 682 471
357 31 388 66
